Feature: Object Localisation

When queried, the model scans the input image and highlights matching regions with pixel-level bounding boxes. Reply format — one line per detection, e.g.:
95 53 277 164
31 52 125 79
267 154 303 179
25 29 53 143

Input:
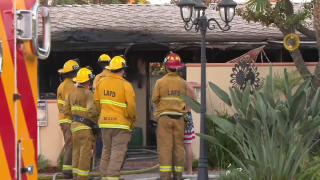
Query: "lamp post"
176 0 237 179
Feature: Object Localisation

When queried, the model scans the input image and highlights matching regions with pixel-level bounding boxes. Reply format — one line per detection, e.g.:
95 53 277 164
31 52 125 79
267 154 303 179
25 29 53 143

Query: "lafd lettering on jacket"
152 72 187 118
94 73 138 130
104 90 116 97
168 90 181 96
63 86 99 132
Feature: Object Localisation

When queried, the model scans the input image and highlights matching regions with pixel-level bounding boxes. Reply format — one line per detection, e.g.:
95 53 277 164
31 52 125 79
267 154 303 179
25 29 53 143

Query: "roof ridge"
210 2 304 5
47 2 305 8
47 3 175 7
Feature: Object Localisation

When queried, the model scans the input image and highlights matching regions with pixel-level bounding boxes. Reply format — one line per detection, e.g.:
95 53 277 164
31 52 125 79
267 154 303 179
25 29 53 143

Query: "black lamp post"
176 0 237 179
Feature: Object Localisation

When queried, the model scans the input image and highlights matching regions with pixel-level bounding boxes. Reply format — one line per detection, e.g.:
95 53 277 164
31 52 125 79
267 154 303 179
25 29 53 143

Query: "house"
38 3 318 165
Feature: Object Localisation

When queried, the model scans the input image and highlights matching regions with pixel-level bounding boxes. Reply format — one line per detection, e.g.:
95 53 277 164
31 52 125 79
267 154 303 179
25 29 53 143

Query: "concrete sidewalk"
38 170 221 180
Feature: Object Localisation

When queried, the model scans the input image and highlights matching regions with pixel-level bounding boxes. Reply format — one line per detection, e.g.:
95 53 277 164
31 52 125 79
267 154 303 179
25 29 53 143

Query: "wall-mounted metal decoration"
230 60 260 94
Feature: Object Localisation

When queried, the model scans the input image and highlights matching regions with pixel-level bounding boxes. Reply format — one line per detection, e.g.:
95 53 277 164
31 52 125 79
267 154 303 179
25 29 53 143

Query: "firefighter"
152 52 187 180
63 67 99 180
57 60 80 178
94 56 137 180
92 54 112 91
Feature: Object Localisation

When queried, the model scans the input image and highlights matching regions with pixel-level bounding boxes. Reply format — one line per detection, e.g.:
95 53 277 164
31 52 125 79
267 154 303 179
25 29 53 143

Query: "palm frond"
245 0 269 13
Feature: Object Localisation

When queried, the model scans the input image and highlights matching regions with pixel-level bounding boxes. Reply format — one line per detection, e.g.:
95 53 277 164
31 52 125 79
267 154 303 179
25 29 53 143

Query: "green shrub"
259 69 304 100
183 64 320 180
58 153 64 171
192 155 199 169
206 107 242 169
38 154 51 172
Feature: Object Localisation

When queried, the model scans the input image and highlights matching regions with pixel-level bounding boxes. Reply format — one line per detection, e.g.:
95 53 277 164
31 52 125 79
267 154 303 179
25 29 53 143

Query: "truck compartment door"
18 139 36 180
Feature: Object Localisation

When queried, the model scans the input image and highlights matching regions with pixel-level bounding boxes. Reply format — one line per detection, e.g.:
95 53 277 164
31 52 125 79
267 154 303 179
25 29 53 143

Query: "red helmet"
164 52 184 69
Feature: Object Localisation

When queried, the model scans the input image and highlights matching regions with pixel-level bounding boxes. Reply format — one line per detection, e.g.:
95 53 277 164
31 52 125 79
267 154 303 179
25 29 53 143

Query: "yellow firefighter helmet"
98 54 112 69
58 60 80 73
98 54 111 63
107 56 128 71
73 68 95 83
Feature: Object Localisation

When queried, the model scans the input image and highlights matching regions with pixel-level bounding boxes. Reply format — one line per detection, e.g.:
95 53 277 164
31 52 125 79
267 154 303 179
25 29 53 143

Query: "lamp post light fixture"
177 0 237 179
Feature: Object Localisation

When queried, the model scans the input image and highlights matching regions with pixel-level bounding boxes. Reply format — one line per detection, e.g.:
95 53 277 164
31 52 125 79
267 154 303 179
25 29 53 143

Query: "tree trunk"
280 27 318 105
309 1 320 105
280 28 312 78
282 0 313 79
288 49 312 77
282 0 320 106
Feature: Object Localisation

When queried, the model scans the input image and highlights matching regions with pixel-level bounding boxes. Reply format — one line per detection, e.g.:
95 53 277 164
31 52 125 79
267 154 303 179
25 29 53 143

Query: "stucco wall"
39 100 63 167
186 62 317 158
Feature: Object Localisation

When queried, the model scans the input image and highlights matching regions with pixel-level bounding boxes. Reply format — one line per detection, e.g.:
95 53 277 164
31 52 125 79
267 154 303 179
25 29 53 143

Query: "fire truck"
0 0 51 179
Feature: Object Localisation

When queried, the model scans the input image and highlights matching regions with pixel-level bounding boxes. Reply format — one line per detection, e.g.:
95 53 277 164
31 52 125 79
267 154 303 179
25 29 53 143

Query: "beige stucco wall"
39 101 63 166
186 62 317 158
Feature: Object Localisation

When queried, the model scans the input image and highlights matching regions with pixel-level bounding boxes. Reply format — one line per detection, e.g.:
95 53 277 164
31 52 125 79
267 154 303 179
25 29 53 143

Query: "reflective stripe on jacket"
57 78 75 124
94 73 137 130
63 85 99 132
152 72 187 118
92 69 110 92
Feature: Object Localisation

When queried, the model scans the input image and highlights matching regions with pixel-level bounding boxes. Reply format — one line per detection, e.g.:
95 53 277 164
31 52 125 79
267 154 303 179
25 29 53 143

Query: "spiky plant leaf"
242 81 251 113
311 87 320 118
209 82 232 106
289 91 306 122
284 68 293 105
293 77 311 99
207 114 235 135
181 93 200 113
230 87 242 113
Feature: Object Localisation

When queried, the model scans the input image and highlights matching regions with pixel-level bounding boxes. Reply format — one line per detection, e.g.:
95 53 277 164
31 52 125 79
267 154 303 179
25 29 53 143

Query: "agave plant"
182 64 320 180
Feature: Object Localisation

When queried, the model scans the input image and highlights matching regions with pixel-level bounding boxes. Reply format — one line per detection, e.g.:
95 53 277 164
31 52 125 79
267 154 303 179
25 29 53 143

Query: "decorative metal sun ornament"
230 60 260 94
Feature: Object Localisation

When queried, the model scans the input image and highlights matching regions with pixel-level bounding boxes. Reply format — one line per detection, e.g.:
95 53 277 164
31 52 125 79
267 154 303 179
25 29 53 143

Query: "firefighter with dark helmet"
94 56 137 180
57 60 80 178
152 52 187 180
92 54 112 91
63 67 99 180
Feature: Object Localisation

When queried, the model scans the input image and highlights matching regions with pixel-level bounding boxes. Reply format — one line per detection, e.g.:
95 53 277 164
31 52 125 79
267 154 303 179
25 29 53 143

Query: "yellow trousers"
100 128 132 180
157 115 185 180
61 123 73 176
72 129 94 180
